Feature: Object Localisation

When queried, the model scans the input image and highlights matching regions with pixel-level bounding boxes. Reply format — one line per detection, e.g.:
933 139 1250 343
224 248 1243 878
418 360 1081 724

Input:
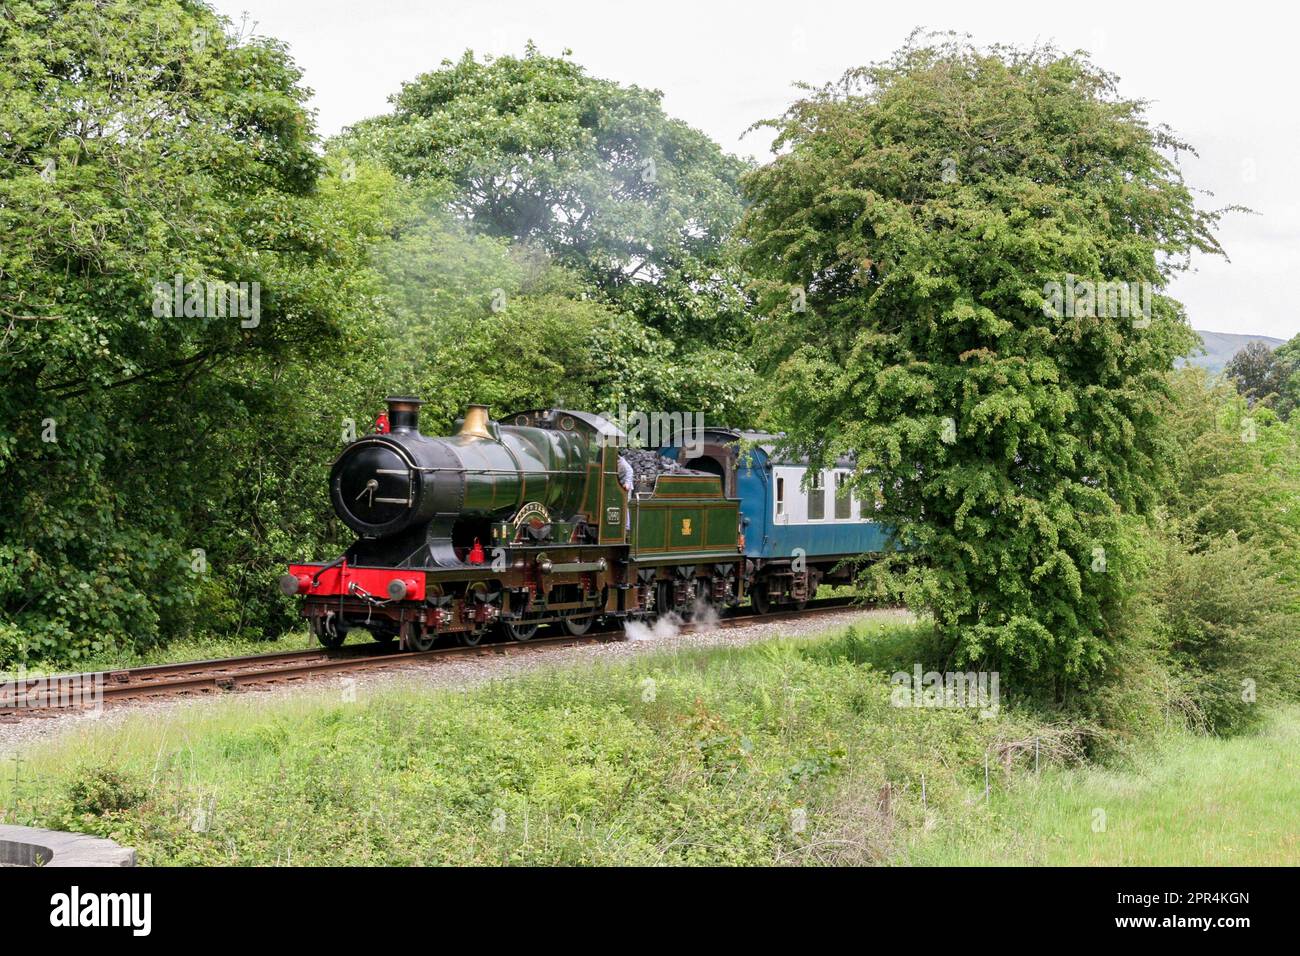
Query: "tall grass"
904 707 1300 865
0 622 1058 866
2 621 1289 866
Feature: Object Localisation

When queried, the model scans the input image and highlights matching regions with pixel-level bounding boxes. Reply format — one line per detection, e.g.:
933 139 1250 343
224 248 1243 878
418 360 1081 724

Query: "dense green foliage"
340 45 752 344
1224 334 1300 420
336 47 761 423
1224 339 1293 415
0 7 1294 759
0 0 394 661
1275 333 1300 417
0 7 757 664
1148 371 1300 733
738 35 1232 697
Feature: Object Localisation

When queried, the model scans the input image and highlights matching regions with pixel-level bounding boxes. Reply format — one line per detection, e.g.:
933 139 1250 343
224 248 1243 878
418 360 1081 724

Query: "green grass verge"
0 621 1289 866
903 706 1300 865
1 621 1059 865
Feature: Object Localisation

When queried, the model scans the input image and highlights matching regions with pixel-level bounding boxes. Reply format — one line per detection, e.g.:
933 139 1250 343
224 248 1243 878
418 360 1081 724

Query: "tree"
1224 340 1288 410
738 34 1232 694
1270 333 1300 420
0 1 388 662
1149 369 1300 733
338 46 752 346
358 187 763 431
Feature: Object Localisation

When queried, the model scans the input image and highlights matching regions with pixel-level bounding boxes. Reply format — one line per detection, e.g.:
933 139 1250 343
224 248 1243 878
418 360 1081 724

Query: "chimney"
457 404 493 440
385 396 424 433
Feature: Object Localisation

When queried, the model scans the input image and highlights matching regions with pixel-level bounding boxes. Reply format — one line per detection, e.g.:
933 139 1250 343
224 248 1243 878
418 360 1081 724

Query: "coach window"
808 470 825 520
776 476 785 516
835 471 852 519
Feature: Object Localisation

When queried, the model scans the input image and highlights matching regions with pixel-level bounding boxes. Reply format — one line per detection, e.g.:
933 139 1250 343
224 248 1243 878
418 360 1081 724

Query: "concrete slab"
0 824 136 867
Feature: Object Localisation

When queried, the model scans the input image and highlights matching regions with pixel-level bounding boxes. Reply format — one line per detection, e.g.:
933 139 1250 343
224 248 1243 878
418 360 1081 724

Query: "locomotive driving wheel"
749 580 771 616
562 611 597 636
563 587 604 636
501 619 539 642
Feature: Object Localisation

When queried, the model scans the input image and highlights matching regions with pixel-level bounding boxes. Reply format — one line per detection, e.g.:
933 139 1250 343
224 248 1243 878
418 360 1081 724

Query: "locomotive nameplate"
512 501 551 528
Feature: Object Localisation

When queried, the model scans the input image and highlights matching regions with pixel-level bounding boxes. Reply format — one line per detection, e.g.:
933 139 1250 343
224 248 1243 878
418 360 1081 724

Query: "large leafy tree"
738 35 1231 694
1224 340 1291 413
340 46 752 346
1268 333 1300 420
0 1 387 661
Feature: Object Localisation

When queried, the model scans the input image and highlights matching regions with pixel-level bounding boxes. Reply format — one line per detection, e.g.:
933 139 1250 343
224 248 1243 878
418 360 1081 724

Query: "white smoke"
624 612 682 641
689 598 720 630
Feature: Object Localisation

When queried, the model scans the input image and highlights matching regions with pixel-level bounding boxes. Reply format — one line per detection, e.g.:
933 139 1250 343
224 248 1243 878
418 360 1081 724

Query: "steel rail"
0 598 875 715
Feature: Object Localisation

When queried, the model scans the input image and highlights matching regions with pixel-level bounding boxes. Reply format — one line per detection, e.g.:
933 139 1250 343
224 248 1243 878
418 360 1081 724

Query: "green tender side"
630 475 740 561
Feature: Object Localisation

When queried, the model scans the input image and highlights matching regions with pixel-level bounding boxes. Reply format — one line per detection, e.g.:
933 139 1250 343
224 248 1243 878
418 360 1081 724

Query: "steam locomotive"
280 397 888 649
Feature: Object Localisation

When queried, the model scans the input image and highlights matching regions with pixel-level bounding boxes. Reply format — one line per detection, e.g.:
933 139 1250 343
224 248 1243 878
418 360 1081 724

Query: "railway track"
0 598 872 716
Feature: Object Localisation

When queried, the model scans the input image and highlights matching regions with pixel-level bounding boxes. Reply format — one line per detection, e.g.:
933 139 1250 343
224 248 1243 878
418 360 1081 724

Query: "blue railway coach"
659 428 893 613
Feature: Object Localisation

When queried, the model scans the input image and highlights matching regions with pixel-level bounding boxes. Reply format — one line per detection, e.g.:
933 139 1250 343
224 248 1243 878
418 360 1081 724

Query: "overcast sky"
209 0 1299 340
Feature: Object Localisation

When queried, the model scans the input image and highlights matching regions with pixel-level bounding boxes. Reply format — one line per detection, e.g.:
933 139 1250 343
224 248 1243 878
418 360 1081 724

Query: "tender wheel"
312 613 347 649
401 621 435 652
501 619 539 642
749 581 771 616
654 581 676 618
562 612 597 636
459 628 486 647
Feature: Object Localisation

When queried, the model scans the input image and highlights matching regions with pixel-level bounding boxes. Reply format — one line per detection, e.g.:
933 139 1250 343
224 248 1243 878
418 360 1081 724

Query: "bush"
66 766 147 816
1155 533 1300 734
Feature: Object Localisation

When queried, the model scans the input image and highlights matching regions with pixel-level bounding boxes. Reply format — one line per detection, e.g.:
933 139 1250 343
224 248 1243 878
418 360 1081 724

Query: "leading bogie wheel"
312 614 347 649
401 621 435 652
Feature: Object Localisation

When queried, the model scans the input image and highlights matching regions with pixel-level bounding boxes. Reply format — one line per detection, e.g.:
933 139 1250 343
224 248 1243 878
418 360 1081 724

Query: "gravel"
0 607 913 756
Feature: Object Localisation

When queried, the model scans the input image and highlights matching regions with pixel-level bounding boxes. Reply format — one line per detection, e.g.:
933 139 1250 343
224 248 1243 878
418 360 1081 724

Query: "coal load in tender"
620 448 707 494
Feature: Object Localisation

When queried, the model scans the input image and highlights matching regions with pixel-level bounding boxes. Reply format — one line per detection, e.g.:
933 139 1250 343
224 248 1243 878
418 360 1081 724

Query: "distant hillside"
1185 330 1286 374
